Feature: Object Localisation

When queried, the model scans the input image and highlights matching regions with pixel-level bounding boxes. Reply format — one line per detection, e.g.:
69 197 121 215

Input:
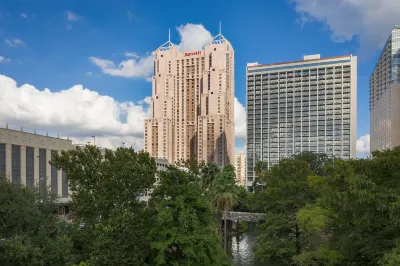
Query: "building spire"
168 28 171 43
219 20 222 35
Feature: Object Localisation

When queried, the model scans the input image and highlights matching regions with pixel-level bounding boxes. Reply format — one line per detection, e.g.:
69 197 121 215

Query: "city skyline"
1 0 399 158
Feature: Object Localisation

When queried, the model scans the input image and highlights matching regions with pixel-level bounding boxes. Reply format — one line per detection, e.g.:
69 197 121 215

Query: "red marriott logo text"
184 51 201 56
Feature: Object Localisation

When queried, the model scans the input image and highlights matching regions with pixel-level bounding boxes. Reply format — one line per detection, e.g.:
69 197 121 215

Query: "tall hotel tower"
246 54 357 188
144 31 234 166
370 25 400 152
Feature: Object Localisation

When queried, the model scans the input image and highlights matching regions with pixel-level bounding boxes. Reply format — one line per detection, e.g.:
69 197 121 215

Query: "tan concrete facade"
0 127 74 201
370 26 400 152
144 35 234 166
233 154 246 186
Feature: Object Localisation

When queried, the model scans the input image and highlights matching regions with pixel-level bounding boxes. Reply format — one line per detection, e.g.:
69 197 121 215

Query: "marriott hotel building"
144 33 235 166
246 54 357 188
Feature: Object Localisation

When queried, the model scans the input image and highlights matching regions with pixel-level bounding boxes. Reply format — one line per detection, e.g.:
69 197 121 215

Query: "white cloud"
235 97 246 139
85 72 93 76
0 56 10 63
5 38 26 47
139 96 152 105
89 54 154 80
127 10 138 22
356 134 370 154
124 52 140 58
90 23 215 80
65 11 81 22
292 0 400 49
20 13 28 19
68 135 144 150
0 74 150 150
176 24 213 52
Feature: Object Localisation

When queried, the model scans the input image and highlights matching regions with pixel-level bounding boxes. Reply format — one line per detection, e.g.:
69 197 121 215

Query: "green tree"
213 165 238 252
51 145 157 265
253 161 268 193
200 162 220 190
295 148 400 265
148 166 231 266
0 176 74 266
255 154 319 265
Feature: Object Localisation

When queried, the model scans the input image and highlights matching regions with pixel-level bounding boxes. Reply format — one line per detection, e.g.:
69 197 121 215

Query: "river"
228 222 277 266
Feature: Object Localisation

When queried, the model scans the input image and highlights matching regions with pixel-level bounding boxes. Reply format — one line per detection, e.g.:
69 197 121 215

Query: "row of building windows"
0 143 68 197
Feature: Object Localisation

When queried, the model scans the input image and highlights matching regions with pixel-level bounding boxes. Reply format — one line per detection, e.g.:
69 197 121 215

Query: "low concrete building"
0 126 74 202
234 154 246 186
139 158 169 202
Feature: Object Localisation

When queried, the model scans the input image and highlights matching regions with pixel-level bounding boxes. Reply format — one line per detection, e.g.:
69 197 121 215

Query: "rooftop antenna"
168 28 171 43
219 20 222 35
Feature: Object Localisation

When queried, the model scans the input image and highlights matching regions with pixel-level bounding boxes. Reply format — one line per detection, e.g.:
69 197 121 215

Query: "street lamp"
121 142 125 147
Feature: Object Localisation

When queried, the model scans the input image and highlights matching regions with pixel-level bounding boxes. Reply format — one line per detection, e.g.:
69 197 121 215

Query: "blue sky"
0 0 399 155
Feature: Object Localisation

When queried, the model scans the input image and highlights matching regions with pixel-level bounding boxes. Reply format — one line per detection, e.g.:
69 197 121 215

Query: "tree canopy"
255 148 400 265
148 166 231 266
51 145 157 265
0 176 74 266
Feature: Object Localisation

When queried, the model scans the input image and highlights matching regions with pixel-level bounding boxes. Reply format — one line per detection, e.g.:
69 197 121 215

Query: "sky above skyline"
1 0 399 157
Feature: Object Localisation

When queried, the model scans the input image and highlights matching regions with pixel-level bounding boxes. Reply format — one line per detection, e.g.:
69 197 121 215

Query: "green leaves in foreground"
148 166 231 266
0 176 74 266
52 146 157 265
256 147 400 265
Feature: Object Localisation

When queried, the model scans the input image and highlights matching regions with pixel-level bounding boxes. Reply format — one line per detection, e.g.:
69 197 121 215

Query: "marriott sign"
184 51 202 56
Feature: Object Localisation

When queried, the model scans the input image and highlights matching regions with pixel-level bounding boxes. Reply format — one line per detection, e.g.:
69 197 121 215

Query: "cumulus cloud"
356 134 370 154
0 74 150 150
5 38 26 47
65 11 81 21
292 0 400 49
85 72 93 76
235 97 246 139
176 24 213 52
0 56 10 63
89 54 154 80
124 52 140 58
20 13 28 19
68 135 144 150
90 23 215 80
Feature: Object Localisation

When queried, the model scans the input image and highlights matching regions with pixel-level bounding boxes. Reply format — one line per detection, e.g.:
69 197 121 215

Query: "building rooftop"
0 124 71 142
247 54 352 69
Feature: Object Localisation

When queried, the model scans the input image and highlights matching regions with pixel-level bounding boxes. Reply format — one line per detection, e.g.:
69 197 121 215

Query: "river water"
228 222 277 266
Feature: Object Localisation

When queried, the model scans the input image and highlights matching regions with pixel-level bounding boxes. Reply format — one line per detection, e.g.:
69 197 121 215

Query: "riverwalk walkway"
223 211 266 222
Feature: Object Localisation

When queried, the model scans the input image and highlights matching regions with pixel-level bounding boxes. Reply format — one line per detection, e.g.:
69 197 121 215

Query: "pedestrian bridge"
223 211 266 222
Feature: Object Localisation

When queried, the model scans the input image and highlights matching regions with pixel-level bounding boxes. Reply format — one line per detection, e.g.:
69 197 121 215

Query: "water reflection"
228 222 275 266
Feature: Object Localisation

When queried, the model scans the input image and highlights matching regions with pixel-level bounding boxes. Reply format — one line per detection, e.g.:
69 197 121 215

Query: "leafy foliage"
51 145 157 265
294 148 400 265
0 176 74 266
255 152 331 265
148 166 231 266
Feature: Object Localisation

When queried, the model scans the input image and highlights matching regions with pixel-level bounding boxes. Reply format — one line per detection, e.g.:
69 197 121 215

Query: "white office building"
246 54 357 188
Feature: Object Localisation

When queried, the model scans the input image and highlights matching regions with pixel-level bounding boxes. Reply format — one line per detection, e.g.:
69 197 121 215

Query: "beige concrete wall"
144 37 234 166
0 128 74 199
234 154 246 186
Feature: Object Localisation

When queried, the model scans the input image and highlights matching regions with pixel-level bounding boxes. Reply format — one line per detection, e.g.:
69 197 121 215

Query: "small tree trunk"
224 206 227 252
